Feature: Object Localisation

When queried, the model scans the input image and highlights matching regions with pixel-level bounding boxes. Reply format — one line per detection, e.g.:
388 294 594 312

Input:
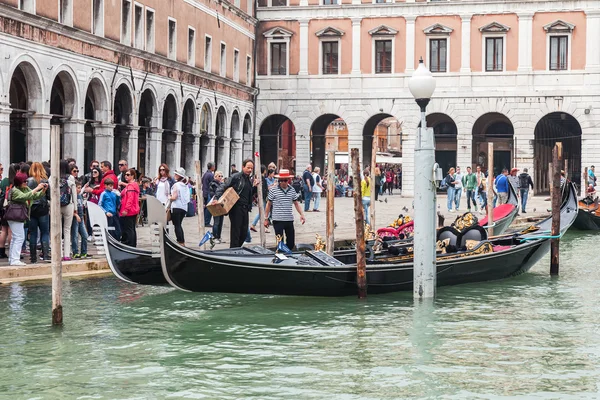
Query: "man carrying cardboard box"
212 159 259 248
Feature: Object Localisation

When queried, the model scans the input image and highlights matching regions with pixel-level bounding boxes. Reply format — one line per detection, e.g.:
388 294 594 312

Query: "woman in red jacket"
120 168 140 247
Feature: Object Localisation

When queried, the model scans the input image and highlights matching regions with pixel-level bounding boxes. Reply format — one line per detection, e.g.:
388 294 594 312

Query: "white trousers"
7 220 24 265
61 204 74 258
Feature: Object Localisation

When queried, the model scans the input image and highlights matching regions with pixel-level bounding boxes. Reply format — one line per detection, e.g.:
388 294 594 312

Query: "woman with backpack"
0 163 20 259
169 168 191 246
27 162 51 263
59 160 78 261
5 172 47 266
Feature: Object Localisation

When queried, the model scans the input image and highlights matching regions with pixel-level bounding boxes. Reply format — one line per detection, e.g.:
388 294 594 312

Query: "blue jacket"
496 174 509 193
99 190 120 214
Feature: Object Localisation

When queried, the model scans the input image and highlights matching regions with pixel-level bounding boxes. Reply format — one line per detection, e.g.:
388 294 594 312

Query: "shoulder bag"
4 189 29 222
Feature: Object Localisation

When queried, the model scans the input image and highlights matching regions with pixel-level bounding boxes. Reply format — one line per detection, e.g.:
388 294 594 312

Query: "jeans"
312 192 321 210
171 208 187 244
362 197 371 226
7 220 24 265
447 187 455 211
520 189 529 212
29 214 50 254
479 189 488 210
336 184 346 197
303 185 311 212
212 215 224 239
71 218 88 255
107 214 121 241
465 189 477 210
273 220 296 250
453 187 462 210
252 201 269 227
203 195 212 226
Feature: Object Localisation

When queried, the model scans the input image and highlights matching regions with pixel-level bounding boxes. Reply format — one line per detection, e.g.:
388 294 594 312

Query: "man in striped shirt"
264 169 306 251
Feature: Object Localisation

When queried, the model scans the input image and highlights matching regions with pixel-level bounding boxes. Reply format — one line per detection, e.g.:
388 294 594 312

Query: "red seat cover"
479 204 516 226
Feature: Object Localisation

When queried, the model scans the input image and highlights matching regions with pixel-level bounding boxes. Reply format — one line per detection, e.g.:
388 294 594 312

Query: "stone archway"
50 70 80 161
138 89 156 175
229 110 241 175
199 103 212 170
310 114 345 172
472 112 514 175
8 62 43 163
113 83 134 163
534 112 582 194
426 113 457 176
161 93 178 167
181 99 196 174
215 106 229 174
259 114 296 171
84 77 109 169
243 113 252 160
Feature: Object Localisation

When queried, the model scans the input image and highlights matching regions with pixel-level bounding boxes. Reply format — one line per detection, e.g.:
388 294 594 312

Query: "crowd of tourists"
0 158 194 267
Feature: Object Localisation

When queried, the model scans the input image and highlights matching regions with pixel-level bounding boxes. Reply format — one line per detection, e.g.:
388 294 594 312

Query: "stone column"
0 106 11 167
147 127 164 178
456 128 472 170
28 114 52 162
230 138 243 172
126 127 139 169
517 13 534 72
351 18 362 75
93 123 115 164
63 119 86 166
171 131 183 169
299 19 309 76
218 137 231 175
585 10 600 72
188 134 200 175
405 17 416 73
206 134 217 166
295 124 311 172
460 15 472 87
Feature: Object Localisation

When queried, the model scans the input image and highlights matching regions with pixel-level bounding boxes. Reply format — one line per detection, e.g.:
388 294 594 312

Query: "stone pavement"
0 191 553 282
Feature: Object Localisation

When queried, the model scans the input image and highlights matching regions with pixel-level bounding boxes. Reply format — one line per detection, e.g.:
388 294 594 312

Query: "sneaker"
73 254 81 259
214 239 222 244
10 261 27 267
62 257 72 262
448 210 454 213
81 253 92 259
467 208 471 212
250 226 257 232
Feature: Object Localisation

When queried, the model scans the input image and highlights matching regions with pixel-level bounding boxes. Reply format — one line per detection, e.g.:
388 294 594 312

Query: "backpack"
59 177 72 207
439 179 448 191
519 174 529 190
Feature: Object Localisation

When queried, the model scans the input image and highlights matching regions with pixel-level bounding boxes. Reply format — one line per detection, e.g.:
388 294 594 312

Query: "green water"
1 232 599 399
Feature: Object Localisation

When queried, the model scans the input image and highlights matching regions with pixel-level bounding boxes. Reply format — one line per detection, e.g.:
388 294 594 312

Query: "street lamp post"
408 58 437 299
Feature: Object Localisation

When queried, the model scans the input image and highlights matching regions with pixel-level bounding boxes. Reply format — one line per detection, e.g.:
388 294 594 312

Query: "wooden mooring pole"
551 142 562 275
254 152 266 248
50 125 63 325
584 167 589 191
195 161 206 249
351 148 367 299
326 150 335 255
370 131 377 230
486 143 494 238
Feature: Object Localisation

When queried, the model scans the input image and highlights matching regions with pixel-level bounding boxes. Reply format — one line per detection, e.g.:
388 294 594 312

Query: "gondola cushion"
478 204 516 226
437 226 461 247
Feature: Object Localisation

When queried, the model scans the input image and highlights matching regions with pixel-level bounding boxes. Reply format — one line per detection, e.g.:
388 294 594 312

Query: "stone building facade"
0 0 256 177
255 0 600 195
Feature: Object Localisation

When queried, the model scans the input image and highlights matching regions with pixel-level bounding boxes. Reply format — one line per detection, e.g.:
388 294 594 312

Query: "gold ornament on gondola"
364 223 377 241
520 225 540 234
314 234 326 252
452 212 477 232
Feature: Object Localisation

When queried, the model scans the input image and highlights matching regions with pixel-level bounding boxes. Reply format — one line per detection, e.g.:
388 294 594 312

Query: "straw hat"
275 169 293 179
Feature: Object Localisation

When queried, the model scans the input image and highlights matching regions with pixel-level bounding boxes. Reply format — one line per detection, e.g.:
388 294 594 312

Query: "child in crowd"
99 178 121 240
71 180 90 258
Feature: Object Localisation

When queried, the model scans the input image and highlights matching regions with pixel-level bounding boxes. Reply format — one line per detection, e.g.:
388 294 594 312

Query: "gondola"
573 199 600 230
159 183 578 296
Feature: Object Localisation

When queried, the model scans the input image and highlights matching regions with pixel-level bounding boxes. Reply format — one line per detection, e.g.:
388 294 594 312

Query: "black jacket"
216 172 254 209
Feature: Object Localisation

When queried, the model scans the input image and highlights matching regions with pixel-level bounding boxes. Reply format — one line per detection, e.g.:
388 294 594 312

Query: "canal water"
1 231 599 399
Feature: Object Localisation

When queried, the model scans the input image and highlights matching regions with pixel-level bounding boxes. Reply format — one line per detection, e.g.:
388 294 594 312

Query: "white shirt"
156 179 170 205
312 173 322 193
171 181 190 211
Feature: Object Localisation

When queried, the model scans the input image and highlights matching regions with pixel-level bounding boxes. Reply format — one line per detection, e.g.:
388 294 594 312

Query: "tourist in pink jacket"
120 168 140 247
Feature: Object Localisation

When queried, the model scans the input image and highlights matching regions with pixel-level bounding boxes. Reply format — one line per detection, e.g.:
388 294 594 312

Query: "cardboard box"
207 187 240 217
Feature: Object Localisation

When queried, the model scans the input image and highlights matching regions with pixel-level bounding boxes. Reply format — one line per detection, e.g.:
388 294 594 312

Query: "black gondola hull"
573 209 600 230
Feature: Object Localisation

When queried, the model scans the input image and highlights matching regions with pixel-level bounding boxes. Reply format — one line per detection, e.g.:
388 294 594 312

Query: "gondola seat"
457 225 487 248
437 226 461 247
478 204 516 227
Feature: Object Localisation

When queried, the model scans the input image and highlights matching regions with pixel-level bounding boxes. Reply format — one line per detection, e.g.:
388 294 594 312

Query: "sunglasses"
125 173 131 176
159 168 166 171
72 170 79 173
119 164 126 167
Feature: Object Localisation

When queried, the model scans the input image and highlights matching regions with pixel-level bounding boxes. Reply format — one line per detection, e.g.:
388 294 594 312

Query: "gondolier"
213 159 259 248
264 169 306 251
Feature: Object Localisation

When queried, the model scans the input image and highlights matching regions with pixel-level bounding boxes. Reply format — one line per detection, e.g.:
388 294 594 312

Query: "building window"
205 36 212 72
233 49 240 82
485 37 503 72
429 38 447 73
374 0 386 3
168 18 177 60
92 0 104 36
322 41 339 75
322 0 337 4
188 27 196 66
246 55 252 85
235 0 240 7
270 42 287 75
375 40 392 73
549 36 568 70
145 8 155 52
220 42 227 77
272 0 287 5
59 0 72 26
121 0 132 46
19 0 35 14
133 4 143 49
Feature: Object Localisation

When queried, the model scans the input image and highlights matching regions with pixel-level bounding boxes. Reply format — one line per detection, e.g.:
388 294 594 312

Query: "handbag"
165 200 172 222
5 194 28 222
